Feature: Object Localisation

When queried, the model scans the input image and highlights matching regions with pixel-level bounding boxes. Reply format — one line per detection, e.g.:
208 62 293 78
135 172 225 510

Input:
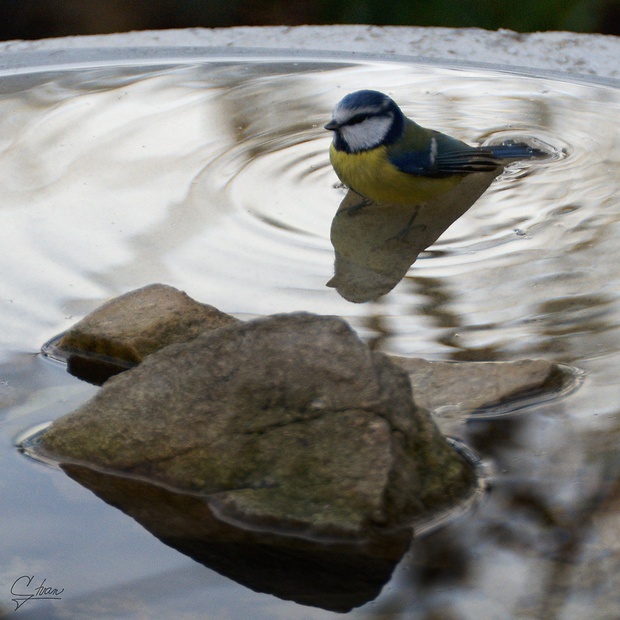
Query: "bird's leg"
337 195 374 217
389 205 426 241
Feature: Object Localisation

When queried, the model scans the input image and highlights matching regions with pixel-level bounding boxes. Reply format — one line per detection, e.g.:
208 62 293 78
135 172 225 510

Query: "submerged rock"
40 313 475 539
393 357 576 417
47 283 238 384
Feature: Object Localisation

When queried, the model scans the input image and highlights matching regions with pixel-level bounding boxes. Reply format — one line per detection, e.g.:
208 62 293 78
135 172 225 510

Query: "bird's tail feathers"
485 140 547 161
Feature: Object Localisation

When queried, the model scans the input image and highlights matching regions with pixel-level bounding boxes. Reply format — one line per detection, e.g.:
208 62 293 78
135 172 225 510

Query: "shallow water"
1 53 620 618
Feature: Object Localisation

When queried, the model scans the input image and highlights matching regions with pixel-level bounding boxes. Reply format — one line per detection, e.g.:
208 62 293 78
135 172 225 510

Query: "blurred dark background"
1 0 619 41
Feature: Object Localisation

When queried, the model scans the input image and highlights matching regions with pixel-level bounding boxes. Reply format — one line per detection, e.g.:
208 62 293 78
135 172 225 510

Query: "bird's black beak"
324 119 340 131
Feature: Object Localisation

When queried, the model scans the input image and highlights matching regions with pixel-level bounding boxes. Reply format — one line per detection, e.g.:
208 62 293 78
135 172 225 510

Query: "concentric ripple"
0 58 618 376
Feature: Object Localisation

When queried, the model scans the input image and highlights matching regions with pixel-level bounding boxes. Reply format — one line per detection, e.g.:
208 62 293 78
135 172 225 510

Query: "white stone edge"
0 26 618 85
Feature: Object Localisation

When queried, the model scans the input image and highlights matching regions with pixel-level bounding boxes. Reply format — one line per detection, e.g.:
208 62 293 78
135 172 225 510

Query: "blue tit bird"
324 89 544 206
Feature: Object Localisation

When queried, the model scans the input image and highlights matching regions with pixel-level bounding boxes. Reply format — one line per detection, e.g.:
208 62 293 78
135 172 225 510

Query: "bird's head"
324 90 405 154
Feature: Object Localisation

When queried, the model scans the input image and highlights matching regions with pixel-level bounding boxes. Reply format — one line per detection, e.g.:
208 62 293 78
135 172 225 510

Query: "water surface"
1 53 619 618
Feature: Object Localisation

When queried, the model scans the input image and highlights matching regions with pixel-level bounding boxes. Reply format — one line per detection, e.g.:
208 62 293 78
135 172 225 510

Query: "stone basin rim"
1 46 618 90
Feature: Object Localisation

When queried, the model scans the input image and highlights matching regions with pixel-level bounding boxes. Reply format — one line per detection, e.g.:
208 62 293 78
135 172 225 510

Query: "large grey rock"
40 313 474 539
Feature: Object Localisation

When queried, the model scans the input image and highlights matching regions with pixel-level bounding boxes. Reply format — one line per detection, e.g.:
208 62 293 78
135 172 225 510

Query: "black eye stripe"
346 113 372 126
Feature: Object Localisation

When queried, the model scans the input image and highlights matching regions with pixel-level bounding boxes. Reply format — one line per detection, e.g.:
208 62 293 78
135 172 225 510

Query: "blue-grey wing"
389 123 543 177
389 129 500 177
388 148 437 175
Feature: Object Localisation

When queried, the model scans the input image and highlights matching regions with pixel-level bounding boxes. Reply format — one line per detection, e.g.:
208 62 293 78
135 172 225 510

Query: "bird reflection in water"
324 90 547 303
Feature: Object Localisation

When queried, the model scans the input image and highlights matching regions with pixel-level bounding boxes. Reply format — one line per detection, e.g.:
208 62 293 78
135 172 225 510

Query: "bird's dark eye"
346 113 371 126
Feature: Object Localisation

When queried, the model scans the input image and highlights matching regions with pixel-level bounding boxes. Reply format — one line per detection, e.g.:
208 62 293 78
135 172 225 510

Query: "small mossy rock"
50 283 239 383
40 313 474 539
57 283 239 364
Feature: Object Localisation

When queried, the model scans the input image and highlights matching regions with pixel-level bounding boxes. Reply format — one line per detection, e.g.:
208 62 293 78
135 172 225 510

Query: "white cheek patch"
340 116 392 152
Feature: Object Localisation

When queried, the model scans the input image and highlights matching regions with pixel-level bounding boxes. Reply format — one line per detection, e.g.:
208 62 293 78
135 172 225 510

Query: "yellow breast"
329 144 463 205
